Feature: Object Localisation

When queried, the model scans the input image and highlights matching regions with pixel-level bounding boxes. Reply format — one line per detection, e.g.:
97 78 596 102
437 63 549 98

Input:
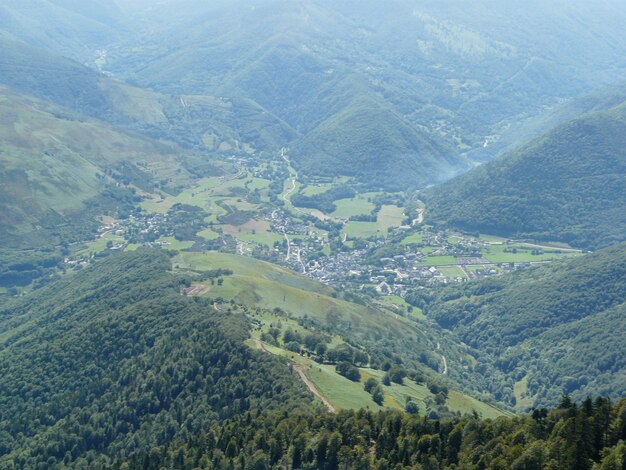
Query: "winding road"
437 342 448 375
280 148 299 206
278 148 305 272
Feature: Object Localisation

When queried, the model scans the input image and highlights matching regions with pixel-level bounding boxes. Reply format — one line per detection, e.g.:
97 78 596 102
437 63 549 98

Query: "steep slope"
0 250 312 468
176 251 510 415
425 101 626 249
0 85 190 250
292 99 464 189
409 243 626 408
0 0 122 59
107 0 626 174
0 36 295 153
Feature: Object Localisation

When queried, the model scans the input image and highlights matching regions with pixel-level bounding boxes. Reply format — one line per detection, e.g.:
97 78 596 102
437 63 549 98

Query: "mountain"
424 97 626 249
1 251 623 468
0 84 192 251
0 0 123 59
4 1 626 188
494 81 626 157
0 34 298 254
408 243 626 408
0 35 295 154
103 0 626 183
292 99 462 189
0 250 312 467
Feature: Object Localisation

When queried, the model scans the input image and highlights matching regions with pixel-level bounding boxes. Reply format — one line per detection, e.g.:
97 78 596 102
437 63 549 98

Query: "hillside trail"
293 364 336 413
253 339 335 412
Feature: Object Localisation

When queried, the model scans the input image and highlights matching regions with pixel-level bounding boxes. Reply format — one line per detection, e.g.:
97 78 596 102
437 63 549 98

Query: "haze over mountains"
4 0 626 186
0 1 625 468
425 90 626 249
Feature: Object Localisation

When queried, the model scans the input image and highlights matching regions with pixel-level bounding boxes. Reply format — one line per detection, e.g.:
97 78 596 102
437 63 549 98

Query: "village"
63 149 580 307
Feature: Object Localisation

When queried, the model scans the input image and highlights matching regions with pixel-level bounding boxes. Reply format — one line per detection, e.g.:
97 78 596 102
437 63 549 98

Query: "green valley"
0 2 625 469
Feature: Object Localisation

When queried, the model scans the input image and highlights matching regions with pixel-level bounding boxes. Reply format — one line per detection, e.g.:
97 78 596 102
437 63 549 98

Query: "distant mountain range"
5 0 626 188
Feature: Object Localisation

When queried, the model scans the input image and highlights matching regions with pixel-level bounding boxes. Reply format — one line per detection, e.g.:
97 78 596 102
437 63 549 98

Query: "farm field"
223 219 282 246
331 195 375 219
300 184 333 196
343 221 379 239
377 205 405 234
437 266 467 279
481 244 580 263
140 171 269 215
197 227 219 240
401 232 424 245
342 205 406 239
157 236 194 251
75 232 124 256
514 376 535 409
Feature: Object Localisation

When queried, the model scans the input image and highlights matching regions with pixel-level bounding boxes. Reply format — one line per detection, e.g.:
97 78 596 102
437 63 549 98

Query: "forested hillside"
123 397 626 470
292 100 463 189
1 250 624 469
0 251 312 468
0 0 122 58
5 1 626 187
425 101 626 249
407 243 626 408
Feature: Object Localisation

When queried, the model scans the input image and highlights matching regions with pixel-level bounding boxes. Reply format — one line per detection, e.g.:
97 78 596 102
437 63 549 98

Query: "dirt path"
293 364 335 413
254 339 334 412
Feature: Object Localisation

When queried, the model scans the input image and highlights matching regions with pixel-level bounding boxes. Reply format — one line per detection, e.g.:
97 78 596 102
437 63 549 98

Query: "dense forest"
425 102 626 249
1 251 624 469
0 251 312 468
119 396 626 470
0 2 625 468
406 243 626 407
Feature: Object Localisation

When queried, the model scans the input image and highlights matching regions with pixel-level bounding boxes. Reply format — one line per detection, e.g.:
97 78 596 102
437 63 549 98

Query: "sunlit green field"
331 195 375 219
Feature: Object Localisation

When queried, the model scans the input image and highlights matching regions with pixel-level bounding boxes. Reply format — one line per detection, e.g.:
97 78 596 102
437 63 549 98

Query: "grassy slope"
176 251 509 417
176 252 409 333
0 35 294 155
0 85 187 248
